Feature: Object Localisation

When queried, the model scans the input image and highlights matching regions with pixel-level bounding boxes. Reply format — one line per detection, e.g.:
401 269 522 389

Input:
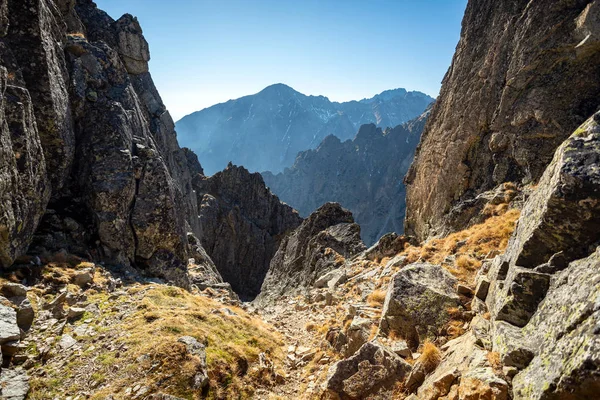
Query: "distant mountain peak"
176 86 434 175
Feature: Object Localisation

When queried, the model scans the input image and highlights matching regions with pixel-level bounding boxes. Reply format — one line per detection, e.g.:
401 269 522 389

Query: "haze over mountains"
262 107 430 246
175 84 434 174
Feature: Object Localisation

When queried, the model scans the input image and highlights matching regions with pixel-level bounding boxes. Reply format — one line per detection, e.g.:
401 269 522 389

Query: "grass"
27 264 286 400
419 341 441 373
401 208 520 283
366 289 387 307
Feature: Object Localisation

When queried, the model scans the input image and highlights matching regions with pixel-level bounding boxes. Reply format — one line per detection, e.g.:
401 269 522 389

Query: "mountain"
175 84 434 175
262 107 430 246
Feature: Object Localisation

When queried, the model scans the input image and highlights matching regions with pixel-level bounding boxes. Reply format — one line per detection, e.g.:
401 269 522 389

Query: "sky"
96 0 468 121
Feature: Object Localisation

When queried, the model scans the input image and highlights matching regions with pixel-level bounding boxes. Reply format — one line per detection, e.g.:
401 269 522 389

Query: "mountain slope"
262 108 429 246
175 84 433 175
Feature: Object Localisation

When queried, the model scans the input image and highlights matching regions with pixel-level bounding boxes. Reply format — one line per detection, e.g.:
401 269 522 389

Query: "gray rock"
474 277 491 301
405 0 600 240
505 114 600 269
379 263 460 349
67 307 86 320
256 203 365 304
193 164 302 299
512 247 600 399
72 269 94 287
0 303 20 344
390 340 411 358
344 317 372 357
177 336 208 390
0 368 29 400
324 341 411 399
114 14 150 75
58 334 78 351
0 283 27 298
314 268 347 289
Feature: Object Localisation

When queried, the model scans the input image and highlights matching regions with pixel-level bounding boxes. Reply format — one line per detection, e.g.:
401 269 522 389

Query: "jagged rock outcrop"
471 115 600 398
0 0 221 287
256 203 365 304
263 110 429 245
176 84 433 175
191 164 302 299
405 0 600 240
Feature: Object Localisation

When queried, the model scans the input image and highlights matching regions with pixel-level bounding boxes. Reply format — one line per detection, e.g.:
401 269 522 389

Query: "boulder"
324 341 411 399
0 368 29 400
504 113 600 269
458 368 508 400
0 283 27 298
72 269 94 287
379 263 460 349
511 247 600 399
0 303 20 344
344 317 372 357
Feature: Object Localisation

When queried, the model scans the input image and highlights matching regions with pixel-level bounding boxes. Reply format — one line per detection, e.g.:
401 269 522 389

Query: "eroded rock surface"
192 164 302 299
0 0 221 287
405 0 600 240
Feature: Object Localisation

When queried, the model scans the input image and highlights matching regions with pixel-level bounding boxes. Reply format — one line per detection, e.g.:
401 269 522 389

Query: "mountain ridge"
175 84 434 175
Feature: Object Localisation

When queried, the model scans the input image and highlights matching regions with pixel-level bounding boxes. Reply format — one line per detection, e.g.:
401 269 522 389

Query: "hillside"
175 84 433 174
262 107 429 246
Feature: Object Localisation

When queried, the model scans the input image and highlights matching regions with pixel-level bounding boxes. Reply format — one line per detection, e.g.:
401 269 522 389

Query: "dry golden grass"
68 32 86 38
366 289 387 307
29 281 284 400
399 209 520 284
487 351 502 373
419 341 442 373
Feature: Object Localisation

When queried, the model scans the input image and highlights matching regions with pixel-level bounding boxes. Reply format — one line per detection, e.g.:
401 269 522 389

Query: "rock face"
192 164 302 299
0 0 221 287
473 116 600 398
256 203 365 304
176 84 433 175
379 263 460 349
263 110 429 246
405 0 600 240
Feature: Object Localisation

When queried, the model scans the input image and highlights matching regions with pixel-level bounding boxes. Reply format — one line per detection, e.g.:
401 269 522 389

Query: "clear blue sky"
96 0 467 120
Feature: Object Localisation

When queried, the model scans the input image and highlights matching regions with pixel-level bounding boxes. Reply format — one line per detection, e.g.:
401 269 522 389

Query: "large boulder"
0 368 29 400
323 341 412 399
504 113 600 269
511 247 600 399
379 263 460 349
0 302 19 344
256 203 365 304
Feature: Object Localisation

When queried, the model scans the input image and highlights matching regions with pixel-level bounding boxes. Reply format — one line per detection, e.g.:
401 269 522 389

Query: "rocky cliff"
262 109 429 246
0 0 220 287
192 164 302 300
405 0 600 240
175 84 433 175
